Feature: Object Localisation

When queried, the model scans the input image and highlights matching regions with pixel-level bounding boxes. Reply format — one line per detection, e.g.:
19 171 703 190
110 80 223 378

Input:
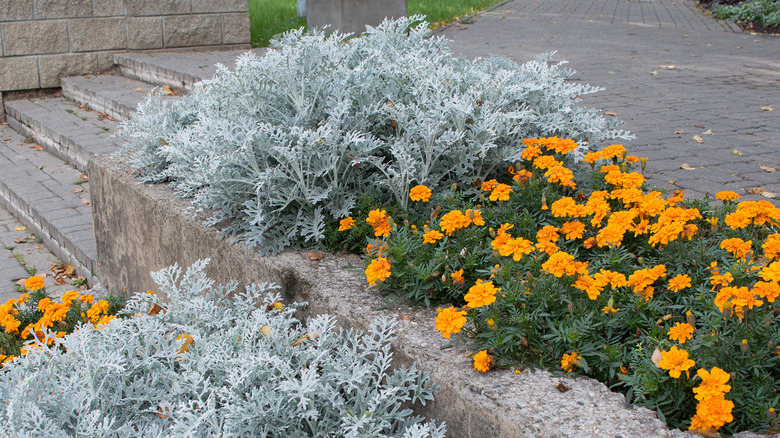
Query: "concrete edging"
90 153 702 437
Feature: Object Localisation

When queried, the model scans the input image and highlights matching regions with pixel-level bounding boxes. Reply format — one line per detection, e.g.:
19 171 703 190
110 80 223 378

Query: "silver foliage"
121 16 632 254
0 260 445 438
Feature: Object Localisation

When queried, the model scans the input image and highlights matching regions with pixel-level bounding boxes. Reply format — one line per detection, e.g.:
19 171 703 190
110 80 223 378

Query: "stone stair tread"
61 74 179 121
0 124 96 278
5 97 125 173
114 49 267 90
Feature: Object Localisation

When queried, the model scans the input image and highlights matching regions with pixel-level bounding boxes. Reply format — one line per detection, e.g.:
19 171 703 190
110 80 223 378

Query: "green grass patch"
249 0 503 47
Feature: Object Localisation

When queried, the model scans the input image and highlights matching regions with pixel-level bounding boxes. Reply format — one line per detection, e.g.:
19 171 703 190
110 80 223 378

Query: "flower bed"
343 137 780 435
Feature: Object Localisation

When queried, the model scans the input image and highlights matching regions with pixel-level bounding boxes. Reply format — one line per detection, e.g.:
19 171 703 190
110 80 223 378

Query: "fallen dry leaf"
759 165 777 173
35 246 44 250
604 111 618 117
659 64 676 69
54 277 67 286
97 112 116 122
135 87 145 93
81 199 91 206
554 381 570 392
680 163 696 170
693 135 704 144
702 129 713 135
29 144 44 151
732 149 743 156
14 226 26 231
747 187 766 195
674 130 684 135
161 85 178 96
14 237 29 244
762 191 777 199
651 348 663 367
667 180 676 184
761 105 774 111
307 251 325 261
73 188 85 194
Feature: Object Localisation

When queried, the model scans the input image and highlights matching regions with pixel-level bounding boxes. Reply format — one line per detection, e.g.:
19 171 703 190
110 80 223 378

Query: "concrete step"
0 124 96 281
5 97 125 174
61 74 179 121
114 48 267 91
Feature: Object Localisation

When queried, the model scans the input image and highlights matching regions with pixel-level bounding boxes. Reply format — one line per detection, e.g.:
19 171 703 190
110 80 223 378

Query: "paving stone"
61 73 176 121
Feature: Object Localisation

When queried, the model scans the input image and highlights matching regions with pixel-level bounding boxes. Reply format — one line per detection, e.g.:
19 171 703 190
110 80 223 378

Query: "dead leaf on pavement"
54 277 67 285
307 251 325 261
763 191 777 199
732 149 743 156
667 180 676 184
14 226 26 231
761 105 774 111
29 144 44 151
693 135 704 144
748 187 766 195
759 165 777 173
680 163 696 170
659 65 676 69
675 130 684 135
702 129 714 135
73 188 85 194
604 111 618 117
135 87 145 93
81 199 91 206
14 237 29 244
96 112 116 122
161 85 178 96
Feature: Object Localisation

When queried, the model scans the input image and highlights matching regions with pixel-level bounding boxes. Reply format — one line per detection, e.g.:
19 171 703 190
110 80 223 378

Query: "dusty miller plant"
0 260 445 438
121 16 632 254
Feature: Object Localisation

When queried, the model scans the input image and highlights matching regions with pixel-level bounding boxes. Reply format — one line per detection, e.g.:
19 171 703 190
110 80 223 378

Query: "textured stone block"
307 0 407 35
164 15 221 47
0 57 40 91
222 13 250 45
127 16 163 49
0 0 33 21
33 0 92 19
93 0 123 16
96 51 117 70
125 0 190 16
70 17 127 52
38 53 98 87
192 0 248 13
3 20 68 55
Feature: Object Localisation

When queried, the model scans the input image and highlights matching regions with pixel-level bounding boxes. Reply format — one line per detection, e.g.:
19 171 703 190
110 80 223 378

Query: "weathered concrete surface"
91 153 701 438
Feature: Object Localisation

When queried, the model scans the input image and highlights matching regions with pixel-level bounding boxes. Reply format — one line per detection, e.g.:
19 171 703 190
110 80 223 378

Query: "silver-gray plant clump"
0 260 445 438
121 16 632 254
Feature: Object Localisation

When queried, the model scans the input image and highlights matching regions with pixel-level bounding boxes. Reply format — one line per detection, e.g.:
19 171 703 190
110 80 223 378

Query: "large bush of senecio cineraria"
342 137 780 435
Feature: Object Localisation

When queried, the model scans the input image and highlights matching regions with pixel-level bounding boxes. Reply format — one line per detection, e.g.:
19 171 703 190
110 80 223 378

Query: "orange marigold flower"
514 169 533 184
61 291 80 306
536 225 560 243
79 294 94 305
532 155 561 170
600 144 626 160
520 145 542 160
466 209 485 226
480 179 498 191
693 367 731 402
710 272 734 290
450 269 465 286
715 191 740 202
338 216 355 231
560 221 585 240
583 237 596 249
435 306 467 339
724 200 780 229
545 165 576 188
668 322 694 344
86 300 110 323
489 183 513 202
594 269 628 289
574 274 603 300
602 305 619 315
628 265 666 293
583 151 602 163
658 346 695 378
752 281 780 303
720 237 753 261
440 210 471 235
365 258 392 286
473 350 492 372
366 209 391 237
542 251 587 277
423 230 445 244
464 280 498 308
691 394 734 431
763 234 780 260
24 276 45 292
561 352 581 372
761 261 780 283
668 274 692 292
409 185 432 202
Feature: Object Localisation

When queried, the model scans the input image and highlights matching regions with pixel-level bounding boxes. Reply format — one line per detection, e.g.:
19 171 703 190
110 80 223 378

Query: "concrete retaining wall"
0 0 250 118
89 152 699 438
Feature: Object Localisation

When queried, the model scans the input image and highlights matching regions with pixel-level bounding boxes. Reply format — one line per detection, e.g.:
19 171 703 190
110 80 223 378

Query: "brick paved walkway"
441 0 779 202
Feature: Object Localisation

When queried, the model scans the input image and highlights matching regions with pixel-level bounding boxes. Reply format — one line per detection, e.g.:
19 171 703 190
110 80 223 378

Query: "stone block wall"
0 0 250 118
